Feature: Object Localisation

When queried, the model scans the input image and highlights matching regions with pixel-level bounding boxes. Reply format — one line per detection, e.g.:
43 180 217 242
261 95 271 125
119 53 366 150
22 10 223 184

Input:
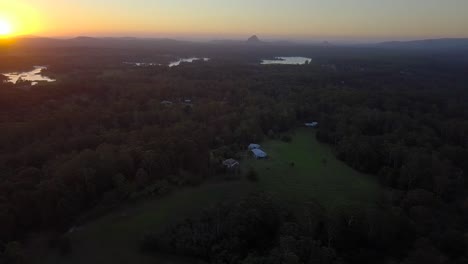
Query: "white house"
251 149 268 159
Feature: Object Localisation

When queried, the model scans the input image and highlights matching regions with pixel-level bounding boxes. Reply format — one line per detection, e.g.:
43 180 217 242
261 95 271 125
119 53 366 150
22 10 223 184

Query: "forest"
0 43 467 264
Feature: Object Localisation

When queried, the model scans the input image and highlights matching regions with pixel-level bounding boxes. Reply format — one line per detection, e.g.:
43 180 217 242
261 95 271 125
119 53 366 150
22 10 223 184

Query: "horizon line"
8 34 468 45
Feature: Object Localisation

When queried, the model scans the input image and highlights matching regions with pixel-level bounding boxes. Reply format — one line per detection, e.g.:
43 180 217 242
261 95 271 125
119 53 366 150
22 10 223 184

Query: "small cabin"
223 158 240 174
223 158 240 169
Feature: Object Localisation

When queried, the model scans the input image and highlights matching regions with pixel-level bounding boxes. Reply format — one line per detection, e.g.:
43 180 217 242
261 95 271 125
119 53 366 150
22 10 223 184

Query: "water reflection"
123 62 161 67
3 66 56 86
169 58 210 67
123 58 210 68
261 57 312 65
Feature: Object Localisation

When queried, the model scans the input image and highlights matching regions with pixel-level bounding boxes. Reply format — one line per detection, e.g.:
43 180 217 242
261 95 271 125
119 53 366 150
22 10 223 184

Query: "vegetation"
142 194 414 264
0 43 467 263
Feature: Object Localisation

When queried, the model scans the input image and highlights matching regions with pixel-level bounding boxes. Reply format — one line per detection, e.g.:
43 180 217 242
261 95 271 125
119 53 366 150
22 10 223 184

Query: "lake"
124 58 210 67
169 57 210 67
123 62 161 67
3 66 56 86
261 57 312 65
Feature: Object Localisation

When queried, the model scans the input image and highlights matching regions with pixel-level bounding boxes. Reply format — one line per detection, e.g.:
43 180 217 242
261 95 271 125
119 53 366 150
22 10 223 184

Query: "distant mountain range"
211 35 300 46
377 38 468 50
6 36 196 49
5 35 468 51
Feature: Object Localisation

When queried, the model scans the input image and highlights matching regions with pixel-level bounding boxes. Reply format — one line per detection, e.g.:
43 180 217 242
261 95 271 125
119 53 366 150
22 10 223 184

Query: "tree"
135 168 150 189
247 168 259 182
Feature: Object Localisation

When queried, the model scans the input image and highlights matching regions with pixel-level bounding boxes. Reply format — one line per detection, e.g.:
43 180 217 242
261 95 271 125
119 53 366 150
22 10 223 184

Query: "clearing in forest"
243 128 381 211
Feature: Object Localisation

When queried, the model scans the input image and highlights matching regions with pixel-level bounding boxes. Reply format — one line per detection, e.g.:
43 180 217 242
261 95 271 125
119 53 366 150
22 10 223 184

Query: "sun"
0 20 12 36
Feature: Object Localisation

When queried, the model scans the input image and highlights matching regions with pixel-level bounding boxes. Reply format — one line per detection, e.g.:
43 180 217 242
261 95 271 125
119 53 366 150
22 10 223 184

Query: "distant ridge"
7 36 468 51
9 36 195 49
210 35 269 45
72 36 99 41
377 38 468 50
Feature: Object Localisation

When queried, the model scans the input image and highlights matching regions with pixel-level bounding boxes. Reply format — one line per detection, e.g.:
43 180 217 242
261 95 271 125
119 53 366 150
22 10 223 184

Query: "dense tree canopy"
0 49 467 263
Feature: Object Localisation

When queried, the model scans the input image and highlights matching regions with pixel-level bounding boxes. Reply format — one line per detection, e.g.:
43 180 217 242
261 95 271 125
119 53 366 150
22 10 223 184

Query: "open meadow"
242 128 381 212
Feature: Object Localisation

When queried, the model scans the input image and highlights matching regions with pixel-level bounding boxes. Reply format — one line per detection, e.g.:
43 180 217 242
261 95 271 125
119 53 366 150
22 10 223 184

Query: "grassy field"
32 181 254 264
35 128 380 264
242 128 381 212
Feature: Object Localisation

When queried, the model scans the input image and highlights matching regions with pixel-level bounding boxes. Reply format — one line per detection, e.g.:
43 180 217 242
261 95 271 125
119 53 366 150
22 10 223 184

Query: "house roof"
248 144 261 149
305 122 318 127
223 158 239 166
251 149 267 158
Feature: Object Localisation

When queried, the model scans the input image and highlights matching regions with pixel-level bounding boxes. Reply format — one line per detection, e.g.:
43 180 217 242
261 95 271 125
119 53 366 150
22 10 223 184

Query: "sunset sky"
1 0 468 41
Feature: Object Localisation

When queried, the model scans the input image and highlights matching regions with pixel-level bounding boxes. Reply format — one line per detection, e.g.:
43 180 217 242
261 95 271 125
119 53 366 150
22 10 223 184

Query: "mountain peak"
247 35 262 44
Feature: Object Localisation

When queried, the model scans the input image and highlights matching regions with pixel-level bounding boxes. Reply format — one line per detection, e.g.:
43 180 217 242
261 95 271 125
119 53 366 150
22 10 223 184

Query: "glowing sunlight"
0 19 12 37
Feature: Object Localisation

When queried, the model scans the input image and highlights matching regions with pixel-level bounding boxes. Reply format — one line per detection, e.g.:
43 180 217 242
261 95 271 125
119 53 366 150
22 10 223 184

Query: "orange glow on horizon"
0 3 42 37
1 1 468 41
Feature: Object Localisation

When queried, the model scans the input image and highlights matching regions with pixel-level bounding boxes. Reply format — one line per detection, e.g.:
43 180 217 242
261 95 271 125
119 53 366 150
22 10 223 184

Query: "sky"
1 0 468 42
